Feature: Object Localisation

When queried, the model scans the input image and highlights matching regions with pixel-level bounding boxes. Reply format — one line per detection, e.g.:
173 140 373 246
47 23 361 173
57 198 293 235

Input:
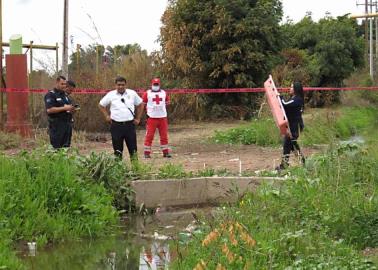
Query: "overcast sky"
2 0 367 70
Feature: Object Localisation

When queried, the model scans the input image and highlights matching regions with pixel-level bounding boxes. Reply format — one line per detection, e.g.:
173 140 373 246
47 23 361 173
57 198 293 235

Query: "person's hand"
63 104 74 112
133 118 141 125
106 115 112 123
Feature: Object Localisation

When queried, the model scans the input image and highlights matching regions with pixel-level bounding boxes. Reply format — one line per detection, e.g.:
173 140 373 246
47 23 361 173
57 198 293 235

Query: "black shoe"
144 154 151 159
301 156 306 165
163 153 172 158
275 163 287 171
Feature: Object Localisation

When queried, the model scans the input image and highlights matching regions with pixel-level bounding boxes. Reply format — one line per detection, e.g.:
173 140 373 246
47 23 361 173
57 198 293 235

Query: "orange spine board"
264 75 290 136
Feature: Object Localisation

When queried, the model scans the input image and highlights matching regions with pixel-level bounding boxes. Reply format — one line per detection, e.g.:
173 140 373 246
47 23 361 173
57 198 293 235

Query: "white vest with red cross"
143 90 169 118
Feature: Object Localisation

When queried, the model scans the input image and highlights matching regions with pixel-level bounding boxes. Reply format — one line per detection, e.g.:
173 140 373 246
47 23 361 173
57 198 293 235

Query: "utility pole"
62 0 69 77
357 0 375 78
370 0 374 78
357 1 369 67
366 0 369 65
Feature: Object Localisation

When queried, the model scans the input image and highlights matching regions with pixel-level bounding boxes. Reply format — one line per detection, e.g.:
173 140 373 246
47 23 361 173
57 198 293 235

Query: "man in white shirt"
98 76 143 160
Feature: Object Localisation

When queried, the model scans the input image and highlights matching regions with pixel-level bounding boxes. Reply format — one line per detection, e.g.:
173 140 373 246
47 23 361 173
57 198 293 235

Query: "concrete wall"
131 176 285 208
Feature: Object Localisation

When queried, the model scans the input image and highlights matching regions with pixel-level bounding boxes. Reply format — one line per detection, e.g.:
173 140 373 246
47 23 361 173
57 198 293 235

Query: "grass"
211 106 378 147
301 107 378 146
172 140 378 269
0 149 118 269
212 118 281 146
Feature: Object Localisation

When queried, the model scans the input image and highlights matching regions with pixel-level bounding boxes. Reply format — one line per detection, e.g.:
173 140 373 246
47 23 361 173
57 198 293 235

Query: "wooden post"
56 42 59 73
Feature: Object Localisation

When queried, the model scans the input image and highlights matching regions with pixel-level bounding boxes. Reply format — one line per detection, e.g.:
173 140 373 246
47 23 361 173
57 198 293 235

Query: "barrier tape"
1 86 378 94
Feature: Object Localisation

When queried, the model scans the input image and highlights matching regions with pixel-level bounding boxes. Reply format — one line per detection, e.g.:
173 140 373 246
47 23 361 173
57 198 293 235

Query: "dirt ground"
68 120 319 173
3 121 319 173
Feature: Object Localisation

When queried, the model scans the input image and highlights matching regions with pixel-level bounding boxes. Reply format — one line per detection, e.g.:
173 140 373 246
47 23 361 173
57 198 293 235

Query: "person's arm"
133 103 144 125
45 92 74 114
133 91 144 125
47 104 74 114
98 104 112 123
281 96 302 108
98 93 112 123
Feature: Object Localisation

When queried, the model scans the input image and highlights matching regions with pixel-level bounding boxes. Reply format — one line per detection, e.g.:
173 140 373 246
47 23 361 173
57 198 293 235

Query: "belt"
111 119 134 124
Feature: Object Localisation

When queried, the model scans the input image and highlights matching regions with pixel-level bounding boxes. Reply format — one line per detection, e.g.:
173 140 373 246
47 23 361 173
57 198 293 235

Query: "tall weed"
77 152 136 210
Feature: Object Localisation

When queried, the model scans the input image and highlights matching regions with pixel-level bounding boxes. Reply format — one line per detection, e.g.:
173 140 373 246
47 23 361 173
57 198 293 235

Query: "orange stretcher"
264 75 291 136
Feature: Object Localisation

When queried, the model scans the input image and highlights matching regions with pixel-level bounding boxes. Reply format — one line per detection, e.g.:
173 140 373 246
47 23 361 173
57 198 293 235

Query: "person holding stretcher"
276 81 305 170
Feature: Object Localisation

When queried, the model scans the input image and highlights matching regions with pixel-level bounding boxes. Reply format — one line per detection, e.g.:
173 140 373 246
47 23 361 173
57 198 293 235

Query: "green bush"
77 152 135 210
212 119 280 146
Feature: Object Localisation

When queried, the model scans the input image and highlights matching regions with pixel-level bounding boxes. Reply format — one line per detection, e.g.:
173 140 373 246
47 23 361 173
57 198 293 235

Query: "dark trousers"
281 128 303 166
110 121 137 159
48 120 72 149
283 132 300 156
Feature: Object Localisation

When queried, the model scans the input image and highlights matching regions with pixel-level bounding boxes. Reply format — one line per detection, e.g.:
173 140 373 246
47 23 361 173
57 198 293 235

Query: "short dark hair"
56 75 66 82
115 76 126 84
66 80 76 87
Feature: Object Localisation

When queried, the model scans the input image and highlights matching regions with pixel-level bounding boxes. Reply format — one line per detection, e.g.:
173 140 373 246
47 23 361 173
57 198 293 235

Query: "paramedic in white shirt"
98 76 144 160
142 78 171 158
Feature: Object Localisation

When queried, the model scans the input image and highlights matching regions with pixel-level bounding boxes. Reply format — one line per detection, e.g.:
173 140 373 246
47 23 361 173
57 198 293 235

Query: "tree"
282 15 364 87
159 0 283 118
160 0 283 88
280 15 364 106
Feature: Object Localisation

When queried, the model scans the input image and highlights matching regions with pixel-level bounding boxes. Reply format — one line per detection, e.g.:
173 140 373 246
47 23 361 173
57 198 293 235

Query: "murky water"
22 234 171 270
340 135 365 145
19 208 214 270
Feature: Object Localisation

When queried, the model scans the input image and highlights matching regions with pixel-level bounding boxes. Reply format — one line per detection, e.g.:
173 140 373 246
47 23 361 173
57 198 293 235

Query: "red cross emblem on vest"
152 94 163 105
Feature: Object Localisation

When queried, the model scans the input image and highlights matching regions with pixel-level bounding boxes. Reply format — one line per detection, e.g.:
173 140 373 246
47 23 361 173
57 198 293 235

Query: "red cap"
151 78 160 85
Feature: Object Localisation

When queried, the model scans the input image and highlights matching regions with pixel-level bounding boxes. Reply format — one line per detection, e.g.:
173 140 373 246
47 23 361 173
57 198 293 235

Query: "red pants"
144 117 169 155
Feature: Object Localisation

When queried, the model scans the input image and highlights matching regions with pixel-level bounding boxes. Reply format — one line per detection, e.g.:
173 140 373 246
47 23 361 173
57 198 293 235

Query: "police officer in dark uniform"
277 81 305 170
44 76 75 149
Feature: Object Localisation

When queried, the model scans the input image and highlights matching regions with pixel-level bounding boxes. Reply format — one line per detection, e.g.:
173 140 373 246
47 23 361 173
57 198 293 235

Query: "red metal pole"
5 54 32 136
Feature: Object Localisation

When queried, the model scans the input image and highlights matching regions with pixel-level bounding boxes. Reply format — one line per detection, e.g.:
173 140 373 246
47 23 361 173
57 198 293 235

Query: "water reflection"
22 236 171 270
21 208 213 269
140 242 170 270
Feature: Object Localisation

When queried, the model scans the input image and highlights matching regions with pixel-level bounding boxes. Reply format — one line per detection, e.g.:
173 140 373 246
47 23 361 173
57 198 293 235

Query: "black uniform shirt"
44 88 72 121
281 95 304 132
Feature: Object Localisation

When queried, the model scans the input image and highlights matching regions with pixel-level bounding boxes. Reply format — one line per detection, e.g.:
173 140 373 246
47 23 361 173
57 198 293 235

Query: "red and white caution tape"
1 86 378 94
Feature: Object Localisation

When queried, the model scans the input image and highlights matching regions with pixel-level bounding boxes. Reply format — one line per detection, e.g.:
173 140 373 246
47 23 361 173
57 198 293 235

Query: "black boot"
300 154 305 165
163 152 172 158
276 155 289 171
